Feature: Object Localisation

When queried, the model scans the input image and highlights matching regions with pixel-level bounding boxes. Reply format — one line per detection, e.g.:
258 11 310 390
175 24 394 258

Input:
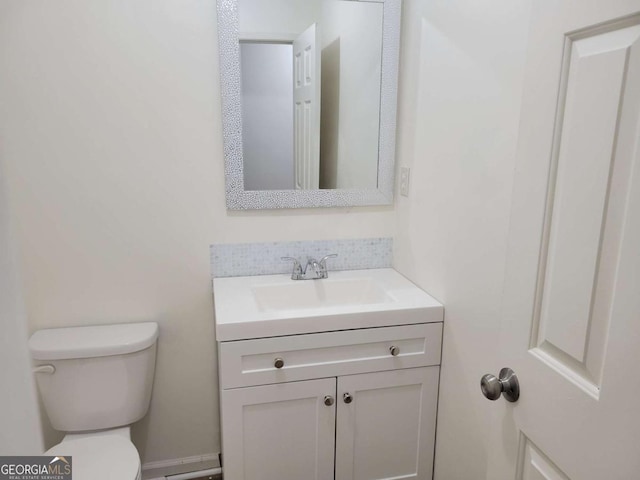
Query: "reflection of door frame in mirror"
217 0 401 210
239 33 298 43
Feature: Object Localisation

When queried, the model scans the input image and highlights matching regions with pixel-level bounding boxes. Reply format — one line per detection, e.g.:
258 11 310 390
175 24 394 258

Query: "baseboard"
141 453 221 480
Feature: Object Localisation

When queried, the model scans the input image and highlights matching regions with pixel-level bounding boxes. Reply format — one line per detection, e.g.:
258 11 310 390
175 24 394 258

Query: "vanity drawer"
218 322 442 389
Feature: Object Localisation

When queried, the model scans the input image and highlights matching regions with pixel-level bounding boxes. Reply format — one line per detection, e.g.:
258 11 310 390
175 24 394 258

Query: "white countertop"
213 268 443 341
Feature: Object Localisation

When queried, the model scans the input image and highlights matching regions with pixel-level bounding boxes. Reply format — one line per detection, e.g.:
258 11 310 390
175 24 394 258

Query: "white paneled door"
488 1 640 479
293 23 321 190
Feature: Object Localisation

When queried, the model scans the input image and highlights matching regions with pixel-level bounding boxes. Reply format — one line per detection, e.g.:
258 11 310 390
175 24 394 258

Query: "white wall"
0 161 44 455
393 0 532 478
241 43 294 191
0 0 394 465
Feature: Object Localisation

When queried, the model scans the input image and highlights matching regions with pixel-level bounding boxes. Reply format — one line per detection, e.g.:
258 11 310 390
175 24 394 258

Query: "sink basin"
252 277 392 312
213 268 443 341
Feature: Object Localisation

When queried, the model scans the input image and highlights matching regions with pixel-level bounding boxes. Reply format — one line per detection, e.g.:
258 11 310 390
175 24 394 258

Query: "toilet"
29 322 159 480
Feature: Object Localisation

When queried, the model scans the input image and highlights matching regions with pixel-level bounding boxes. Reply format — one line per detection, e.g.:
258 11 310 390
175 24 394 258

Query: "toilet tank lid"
29 322 159 360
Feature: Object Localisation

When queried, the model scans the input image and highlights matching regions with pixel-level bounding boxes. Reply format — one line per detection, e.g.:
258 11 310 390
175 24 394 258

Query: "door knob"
480 368 519 402
343 392 353 404
274 358 284 369
324 395 334 406
389 345 400 356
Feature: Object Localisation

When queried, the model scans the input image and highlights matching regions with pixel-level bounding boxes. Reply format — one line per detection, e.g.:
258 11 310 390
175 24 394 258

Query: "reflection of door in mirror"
293 24 321 190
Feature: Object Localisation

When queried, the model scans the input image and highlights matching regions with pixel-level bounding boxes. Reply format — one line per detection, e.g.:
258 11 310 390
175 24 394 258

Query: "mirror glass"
238 0 383 191
217 0 400 209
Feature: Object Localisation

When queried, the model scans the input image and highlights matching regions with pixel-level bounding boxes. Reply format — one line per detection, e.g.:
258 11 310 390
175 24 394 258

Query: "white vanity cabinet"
218 323 443 480
221 378 337 480
335 367 440 480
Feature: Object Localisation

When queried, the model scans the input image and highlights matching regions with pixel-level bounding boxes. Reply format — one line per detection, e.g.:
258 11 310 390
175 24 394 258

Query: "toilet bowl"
29 322 159 480
46 427 141 480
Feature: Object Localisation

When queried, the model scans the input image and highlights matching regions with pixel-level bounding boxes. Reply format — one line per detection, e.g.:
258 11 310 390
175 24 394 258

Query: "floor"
185 476 222 480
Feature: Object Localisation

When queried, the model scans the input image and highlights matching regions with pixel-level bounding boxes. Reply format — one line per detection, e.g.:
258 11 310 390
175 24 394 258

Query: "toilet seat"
46 433 141 480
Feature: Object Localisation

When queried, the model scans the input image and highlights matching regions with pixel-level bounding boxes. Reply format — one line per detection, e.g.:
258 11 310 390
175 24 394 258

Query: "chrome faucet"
281 254 338 280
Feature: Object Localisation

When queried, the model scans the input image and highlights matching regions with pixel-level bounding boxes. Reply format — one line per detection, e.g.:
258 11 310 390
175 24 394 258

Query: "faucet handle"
281 257 303 279
319 253 338 267
281 256 299 261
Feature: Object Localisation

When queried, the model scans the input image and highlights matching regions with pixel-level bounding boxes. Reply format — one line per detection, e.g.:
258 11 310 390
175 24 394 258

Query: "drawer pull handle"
324 395 334 406
343 393 353 404
389 345 400 356
274 358 285 369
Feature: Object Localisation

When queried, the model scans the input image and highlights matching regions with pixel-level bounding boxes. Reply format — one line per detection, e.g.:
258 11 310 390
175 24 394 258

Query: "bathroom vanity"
214 268 443 480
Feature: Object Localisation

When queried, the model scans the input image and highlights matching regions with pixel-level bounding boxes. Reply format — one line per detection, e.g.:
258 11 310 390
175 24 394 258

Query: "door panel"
533 16 640 394
517 435 569 480
492 2 640 479
293 23 320 190
335 367 439 480
220 378 336 480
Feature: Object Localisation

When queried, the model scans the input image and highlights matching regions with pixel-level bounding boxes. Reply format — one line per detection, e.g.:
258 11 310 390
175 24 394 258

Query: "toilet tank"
29 322 159 433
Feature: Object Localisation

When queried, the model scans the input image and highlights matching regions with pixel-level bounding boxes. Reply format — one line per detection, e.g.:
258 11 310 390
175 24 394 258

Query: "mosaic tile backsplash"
210 238 393 278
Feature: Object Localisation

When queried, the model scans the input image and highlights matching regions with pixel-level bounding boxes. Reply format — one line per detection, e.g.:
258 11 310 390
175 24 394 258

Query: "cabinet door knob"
389 345 400 356
324 395 335 406
274 358 284 369
343 392 353 404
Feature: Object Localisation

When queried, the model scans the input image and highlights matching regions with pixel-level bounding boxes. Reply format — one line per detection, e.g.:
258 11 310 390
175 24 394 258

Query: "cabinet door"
335 367 440 480
221 378 336 480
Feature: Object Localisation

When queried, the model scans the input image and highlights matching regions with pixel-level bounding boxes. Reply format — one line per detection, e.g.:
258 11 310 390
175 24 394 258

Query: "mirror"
217 0 401 209
239 0 383 191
